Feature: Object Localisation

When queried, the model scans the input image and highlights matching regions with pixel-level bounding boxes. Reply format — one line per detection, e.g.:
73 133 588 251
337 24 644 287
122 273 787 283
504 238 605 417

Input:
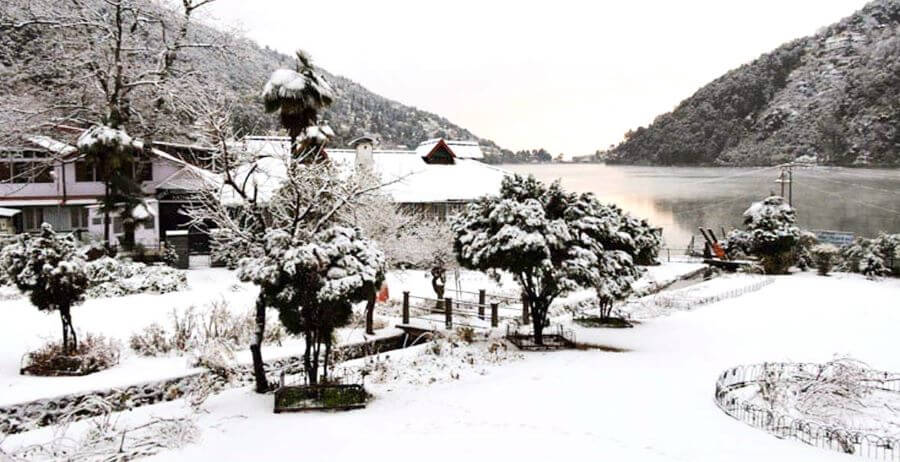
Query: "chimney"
350 135 376 171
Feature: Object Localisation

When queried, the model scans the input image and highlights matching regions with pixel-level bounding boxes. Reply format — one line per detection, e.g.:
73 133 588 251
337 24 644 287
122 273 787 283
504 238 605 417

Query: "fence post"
444 297 453 329
491 302 499 327
521 293 531 324
402 291 410 324
478 289 486 320
667 248 671 262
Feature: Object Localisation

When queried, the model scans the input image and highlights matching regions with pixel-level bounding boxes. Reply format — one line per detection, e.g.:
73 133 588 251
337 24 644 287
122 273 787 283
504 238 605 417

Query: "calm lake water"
503 164 900 249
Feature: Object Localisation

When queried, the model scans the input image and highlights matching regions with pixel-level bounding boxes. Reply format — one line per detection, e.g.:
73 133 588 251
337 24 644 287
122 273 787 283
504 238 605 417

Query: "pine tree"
0 224 88 353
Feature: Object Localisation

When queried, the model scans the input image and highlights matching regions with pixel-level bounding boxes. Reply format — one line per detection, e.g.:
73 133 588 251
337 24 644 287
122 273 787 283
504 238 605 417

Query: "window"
75 160 95 182
33 165 53 183
0 158 10 183
70 207 89 229
23 208 43 231
113 217 123 234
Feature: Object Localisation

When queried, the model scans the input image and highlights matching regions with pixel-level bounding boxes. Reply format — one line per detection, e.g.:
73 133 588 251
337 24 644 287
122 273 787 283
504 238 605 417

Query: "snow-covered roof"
415 139 484 160
234 137 507 204
0 206 20 217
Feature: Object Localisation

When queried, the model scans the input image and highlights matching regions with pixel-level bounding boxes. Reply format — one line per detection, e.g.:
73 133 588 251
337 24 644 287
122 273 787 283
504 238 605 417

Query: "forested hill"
608 0 900 167
0 0 509 157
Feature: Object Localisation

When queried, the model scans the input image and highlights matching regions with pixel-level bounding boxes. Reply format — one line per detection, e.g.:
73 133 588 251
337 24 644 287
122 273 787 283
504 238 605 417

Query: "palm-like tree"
261 51 335 158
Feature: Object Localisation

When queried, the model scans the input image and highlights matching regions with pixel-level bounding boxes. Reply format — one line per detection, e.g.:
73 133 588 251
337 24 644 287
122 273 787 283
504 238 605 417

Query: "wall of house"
86 199 160 247
0 158 182 201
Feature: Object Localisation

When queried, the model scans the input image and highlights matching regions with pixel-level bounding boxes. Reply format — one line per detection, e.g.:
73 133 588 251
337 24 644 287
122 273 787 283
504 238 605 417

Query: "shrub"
84 257 187 297
22 334 120 376
839 233 898 279
162 244 179 267
811 243 839 276
726 196 799 274
796 231 818 271
129 301 287 357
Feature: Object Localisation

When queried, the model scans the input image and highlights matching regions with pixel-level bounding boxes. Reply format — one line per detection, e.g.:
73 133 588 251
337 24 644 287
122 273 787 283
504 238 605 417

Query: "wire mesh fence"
652 276 774 310
715 363 900 460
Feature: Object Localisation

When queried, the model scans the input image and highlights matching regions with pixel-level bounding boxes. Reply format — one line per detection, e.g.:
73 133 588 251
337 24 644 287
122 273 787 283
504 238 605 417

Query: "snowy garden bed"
715 360 900 459
621 274 773 320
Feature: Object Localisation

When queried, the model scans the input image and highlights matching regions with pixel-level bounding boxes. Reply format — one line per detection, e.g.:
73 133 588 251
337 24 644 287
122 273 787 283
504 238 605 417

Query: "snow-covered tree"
451 175 643 343
182 56 391 392
261 50 335 158
240 226 385 384
727 196 800 274
0 224 88 353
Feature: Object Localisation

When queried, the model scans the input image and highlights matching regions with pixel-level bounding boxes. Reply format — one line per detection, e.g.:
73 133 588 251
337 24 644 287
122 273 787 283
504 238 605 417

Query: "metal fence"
715 363 900 460
652 276 774 310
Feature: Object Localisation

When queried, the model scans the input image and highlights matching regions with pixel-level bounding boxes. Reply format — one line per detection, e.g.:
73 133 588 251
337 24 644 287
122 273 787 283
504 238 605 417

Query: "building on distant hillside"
240 136 507 220
0 137 212 247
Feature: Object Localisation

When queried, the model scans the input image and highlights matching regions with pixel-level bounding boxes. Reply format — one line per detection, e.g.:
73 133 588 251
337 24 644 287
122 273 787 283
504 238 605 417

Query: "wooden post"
444 297 453 329
402 291 410 325
491 302 499 327
478 289 486 320
521 293 531 324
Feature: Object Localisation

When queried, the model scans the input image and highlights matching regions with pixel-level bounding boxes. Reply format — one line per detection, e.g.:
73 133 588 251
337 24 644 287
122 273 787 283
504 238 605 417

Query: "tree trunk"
103 180 111 243
60 311 69 355
365 285 376 335
303 338 313 385
323 339 332 383
531 299 545 346
250 298 268 393
60 304 76 354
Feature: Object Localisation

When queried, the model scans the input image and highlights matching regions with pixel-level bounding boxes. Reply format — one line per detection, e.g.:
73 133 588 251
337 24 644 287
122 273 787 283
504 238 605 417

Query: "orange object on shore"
377 283 389 302
711 243 726 259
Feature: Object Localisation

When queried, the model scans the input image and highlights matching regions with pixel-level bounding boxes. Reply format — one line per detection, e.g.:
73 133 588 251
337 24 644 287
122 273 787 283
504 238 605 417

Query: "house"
239 136 508 220
0 137 212 247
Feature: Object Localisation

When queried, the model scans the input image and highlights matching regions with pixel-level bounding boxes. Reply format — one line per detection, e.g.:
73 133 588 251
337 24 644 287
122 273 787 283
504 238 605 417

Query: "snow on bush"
22 333 121 376
84 256 187 297
811 243 840 276
0 396 198 461
0 224 88 353
129 300 287 357
336 331 523 386
839 233 899 278
727 196 800 274
747 358 900 437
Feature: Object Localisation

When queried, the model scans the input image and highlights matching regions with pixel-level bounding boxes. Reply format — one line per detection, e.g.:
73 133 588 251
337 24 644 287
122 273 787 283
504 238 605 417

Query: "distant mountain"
609 0 900 167
0 0 509 157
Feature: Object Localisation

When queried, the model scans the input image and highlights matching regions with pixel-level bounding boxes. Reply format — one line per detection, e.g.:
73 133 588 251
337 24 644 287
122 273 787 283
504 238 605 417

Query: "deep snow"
4 270 898 461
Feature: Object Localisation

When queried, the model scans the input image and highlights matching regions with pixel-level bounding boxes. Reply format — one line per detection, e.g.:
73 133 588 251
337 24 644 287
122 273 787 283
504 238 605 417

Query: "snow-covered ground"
5 271 898 461
0 262 705 408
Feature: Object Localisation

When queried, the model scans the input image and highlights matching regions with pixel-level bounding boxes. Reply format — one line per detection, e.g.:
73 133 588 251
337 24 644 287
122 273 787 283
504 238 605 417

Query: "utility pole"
775 164 793 206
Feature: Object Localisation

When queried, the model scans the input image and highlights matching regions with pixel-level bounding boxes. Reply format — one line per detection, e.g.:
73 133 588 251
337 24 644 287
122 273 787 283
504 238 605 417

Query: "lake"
502 164 900 249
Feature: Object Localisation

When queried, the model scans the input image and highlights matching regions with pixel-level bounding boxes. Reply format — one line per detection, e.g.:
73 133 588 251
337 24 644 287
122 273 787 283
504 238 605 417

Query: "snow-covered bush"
0 224 88 354
840 233 899 278
84 256 187 297
727 196 800 274
811 243 840 276
129 301 287 357
21 333 120 376
796 230 818 271
452 175 647 341
241 226 385 384
338 334 523 386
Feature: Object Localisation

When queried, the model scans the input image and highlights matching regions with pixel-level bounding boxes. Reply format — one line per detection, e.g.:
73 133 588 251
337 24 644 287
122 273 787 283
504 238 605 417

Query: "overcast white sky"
207 1 869 156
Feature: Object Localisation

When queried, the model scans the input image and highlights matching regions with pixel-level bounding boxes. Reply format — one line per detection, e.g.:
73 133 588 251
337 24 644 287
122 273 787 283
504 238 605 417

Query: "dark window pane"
0 159 10 183
33 163 53 183
75 160 94 182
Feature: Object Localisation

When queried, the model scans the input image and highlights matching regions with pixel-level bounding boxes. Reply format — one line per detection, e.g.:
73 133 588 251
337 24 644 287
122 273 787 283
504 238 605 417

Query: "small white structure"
240 136 508 219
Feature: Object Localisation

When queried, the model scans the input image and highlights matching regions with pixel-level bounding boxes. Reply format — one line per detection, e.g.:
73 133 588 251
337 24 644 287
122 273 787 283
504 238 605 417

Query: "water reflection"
502 164 900 248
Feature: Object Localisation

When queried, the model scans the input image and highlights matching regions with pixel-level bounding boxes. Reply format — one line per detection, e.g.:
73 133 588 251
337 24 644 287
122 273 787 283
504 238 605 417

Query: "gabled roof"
415 138 484 160
349 135 377 147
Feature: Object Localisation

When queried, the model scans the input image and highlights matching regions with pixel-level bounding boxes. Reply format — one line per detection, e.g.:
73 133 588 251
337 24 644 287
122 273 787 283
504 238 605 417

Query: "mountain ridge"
608 0 900 167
